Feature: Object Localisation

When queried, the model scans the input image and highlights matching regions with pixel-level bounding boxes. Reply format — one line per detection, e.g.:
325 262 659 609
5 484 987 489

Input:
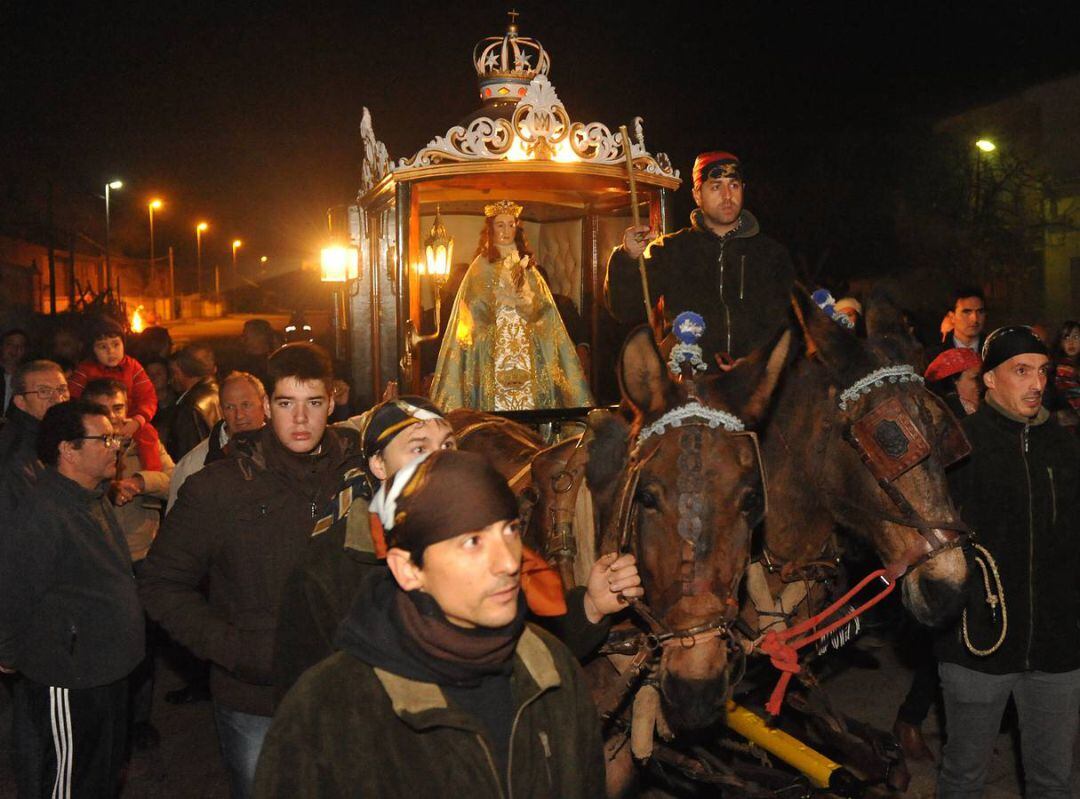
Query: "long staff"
619 125 657 335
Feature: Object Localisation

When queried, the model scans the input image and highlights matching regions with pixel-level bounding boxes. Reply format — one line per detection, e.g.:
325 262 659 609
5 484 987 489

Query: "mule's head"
792 286 969 627
591 326 791 731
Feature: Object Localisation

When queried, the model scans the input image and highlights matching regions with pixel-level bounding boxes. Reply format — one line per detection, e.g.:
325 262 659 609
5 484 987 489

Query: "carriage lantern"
401 207 455 369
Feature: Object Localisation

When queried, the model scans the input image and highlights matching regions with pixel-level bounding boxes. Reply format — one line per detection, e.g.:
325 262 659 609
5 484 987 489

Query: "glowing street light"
104 179 123 291
148 199 163 283
232 239 243 274
196 222 209 294
975 139 997 153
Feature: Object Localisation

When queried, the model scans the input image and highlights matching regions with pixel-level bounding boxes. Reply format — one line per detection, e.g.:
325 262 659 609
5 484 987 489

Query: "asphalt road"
0 634 1069 797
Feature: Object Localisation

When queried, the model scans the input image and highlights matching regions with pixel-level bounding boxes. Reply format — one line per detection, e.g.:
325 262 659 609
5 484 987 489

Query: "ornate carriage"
337 18 681 409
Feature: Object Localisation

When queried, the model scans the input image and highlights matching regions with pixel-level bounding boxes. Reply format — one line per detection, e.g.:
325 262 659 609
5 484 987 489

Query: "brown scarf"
393 588 525 685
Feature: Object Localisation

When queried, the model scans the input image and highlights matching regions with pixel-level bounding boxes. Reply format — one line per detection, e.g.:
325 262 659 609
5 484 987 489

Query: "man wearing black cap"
254 449 604 799
605 150 795 365
272 396 642 693
935 326 1080 798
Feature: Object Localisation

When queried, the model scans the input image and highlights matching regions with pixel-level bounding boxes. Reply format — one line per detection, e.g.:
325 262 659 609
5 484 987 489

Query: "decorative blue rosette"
668 311 708 376
812 288 855 330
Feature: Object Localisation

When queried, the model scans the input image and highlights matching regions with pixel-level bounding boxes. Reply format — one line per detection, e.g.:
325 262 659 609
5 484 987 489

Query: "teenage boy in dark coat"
139 343 358 799
605 151 795 366
0 399 144 798
254 450 605 799
936 326 1080 798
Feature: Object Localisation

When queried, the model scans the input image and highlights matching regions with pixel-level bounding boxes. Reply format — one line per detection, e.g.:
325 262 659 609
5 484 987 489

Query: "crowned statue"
430 201 594 411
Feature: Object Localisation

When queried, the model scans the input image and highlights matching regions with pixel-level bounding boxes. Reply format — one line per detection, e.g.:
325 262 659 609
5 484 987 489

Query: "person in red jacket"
69 317 161 470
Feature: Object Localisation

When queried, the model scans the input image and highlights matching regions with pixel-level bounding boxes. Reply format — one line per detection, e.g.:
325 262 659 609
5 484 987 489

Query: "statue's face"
493 214 517 246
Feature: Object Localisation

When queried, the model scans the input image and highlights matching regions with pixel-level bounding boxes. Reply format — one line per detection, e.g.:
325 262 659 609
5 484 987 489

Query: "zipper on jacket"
717 240 733 354
68 624 77 656
1022 426 1035 670
1048 466 1057 527
475 734 507 799
505 684 555 799
739 255 746 300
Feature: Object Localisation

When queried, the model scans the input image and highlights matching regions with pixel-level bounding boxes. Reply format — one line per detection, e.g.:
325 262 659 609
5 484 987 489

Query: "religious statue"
430 201 594 411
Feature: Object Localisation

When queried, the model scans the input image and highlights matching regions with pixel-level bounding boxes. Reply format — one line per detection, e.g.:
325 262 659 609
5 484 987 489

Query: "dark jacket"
139 424 359 715
254 621 604 799
936 396 1080 673
166 377 222 461
0 469 144 687
0 405 44 514
605 208 795 362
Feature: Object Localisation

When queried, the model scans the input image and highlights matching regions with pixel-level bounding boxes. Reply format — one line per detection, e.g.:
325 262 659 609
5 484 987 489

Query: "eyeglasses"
1063 333 1080 342
75 434 123 449
19 386 70 401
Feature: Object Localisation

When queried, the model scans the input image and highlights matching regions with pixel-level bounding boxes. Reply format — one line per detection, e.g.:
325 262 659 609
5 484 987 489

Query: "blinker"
848 396 931 482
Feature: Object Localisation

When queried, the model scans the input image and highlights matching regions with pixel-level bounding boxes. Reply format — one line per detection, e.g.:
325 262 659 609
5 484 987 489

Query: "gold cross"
508 9 519 26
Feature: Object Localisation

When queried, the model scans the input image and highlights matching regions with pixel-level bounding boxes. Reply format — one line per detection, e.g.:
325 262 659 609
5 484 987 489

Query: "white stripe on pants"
49 686 73 799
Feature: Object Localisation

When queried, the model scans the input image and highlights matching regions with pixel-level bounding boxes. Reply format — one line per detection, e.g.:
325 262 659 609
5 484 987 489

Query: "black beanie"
981 326 1049 373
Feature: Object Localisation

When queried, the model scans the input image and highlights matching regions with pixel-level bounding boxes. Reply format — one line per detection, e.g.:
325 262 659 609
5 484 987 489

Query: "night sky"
3 0 1078 276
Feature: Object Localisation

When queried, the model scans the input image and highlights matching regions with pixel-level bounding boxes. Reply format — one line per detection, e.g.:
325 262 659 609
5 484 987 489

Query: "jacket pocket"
538 730 554 792
232 611 277 685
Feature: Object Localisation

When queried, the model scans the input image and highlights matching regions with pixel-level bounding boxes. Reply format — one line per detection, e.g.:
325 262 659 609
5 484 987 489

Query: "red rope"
758 568 896 716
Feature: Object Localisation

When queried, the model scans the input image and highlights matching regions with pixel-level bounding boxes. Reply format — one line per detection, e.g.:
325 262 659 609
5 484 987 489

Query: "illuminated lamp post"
196 221 208 294
148 199 163 285
320 243 361 359
104 179 123 292
973 138 996 219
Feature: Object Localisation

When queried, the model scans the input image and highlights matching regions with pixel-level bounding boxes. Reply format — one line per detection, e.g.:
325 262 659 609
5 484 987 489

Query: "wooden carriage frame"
342 59 682 409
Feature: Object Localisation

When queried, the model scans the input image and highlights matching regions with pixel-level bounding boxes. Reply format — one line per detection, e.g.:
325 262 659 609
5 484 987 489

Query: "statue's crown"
472 12 550 105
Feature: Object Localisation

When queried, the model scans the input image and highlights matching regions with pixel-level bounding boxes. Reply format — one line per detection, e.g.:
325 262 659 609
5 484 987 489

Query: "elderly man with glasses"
0 359 70 514
0 399 144 798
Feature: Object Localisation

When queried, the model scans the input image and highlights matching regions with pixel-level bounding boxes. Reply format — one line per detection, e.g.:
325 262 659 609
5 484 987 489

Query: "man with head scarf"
935 326 1080 798
272 397 642 693
254 450 605 799
605 150 795 368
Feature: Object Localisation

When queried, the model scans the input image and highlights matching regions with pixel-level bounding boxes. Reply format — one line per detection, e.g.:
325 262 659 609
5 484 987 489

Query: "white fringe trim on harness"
838 365 924 410
638 402 745 441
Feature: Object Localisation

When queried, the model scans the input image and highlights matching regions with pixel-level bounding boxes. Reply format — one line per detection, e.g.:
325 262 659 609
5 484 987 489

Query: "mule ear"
617 325 672 415
585 410 630 494
791 282 870 376
863 284 922 359
715 327 794 427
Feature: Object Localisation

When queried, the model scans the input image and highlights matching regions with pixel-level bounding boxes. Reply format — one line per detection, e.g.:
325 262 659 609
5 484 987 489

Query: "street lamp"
148 199 163 285
196 222 209 295
973 139 998 219
232 239 243 279
104 179 123 292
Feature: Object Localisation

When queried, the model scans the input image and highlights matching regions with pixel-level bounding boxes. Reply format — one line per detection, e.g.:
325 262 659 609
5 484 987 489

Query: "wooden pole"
619 125 656 333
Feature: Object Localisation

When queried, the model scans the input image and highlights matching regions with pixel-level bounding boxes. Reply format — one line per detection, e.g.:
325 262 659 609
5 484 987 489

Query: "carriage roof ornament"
837 365 924 411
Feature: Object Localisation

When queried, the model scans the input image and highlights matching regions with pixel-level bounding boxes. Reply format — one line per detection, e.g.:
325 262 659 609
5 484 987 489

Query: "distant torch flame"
131 306 146 334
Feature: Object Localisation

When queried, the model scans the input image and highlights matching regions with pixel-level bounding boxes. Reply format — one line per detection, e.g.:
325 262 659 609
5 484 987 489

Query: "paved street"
3 631 1067 797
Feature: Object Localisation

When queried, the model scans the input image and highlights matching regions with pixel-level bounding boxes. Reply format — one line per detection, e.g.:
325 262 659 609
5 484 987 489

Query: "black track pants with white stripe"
13 676 128 799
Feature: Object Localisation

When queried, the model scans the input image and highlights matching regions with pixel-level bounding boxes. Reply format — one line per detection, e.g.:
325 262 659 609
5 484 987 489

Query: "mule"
457 326 793 797
752 287 970 633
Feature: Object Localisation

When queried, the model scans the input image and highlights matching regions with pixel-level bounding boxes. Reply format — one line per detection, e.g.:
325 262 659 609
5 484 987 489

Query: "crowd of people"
0 148 1078 799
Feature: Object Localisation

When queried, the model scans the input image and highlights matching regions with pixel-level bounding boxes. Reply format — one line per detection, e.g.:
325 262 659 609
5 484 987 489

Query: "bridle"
830 364 972 579
603 399 765 662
